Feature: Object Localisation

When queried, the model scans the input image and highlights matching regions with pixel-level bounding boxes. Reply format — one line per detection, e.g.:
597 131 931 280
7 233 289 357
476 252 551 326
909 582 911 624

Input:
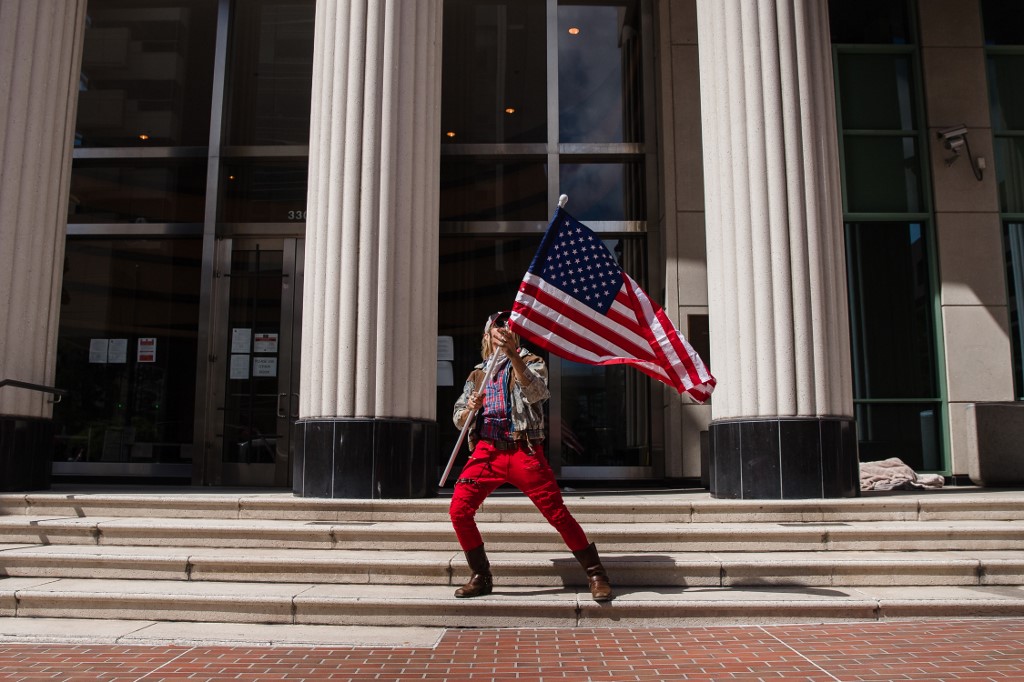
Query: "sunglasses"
488 311 512 329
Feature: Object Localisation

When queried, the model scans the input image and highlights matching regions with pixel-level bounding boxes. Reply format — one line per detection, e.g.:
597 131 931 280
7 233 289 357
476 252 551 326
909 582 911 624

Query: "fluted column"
295 0 442 498
0 0 86 491
696 0 859 498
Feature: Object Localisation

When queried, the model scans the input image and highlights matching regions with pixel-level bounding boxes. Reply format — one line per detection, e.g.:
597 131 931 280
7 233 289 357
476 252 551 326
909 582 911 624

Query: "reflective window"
855 402 943 472
438 0 656 479
441 0 548 144
221 160 308 222
1006 223 1024 399
984 4 1024 398
843 136 923 213
558 1 643 143
982 0 1024 46
845 223 937 399
225 0 315 146
76 0 218 147
994 138 1024 213
987 55 1024 132
838 54 917 130
560 238 648 467
828 0 912 45
437 235 546 467
69 159 207 224
560 161 645 220
440 158 548 221
53 239 202 469
222 247 285 464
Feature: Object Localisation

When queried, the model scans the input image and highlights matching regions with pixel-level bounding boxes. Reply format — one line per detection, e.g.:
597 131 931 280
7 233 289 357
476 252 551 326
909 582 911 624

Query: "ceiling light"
505 107 515 114
138 134 150 141
568 27 581 35
446 131 456 138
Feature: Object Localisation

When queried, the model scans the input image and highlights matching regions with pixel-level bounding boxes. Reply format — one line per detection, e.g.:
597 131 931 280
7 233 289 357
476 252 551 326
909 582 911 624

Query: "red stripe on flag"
516 279 659 362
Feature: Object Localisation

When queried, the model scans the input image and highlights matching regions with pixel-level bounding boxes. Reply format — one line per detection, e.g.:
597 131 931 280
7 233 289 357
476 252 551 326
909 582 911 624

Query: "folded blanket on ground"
860 457 945 491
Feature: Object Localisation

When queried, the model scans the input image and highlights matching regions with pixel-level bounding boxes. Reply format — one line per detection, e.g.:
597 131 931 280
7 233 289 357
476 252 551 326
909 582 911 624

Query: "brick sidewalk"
2 618 1023 681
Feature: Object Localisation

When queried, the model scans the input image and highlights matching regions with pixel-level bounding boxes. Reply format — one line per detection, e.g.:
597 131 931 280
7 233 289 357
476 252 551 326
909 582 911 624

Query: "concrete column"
696 0 858 498
295 0 442 498
0 0 86 491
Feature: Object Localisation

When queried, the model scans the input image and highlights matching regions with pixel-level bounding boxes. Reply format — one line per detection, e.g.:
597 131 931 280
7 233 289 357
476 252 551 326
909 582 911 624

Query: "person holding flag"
445 195 713 603
449 310 613 602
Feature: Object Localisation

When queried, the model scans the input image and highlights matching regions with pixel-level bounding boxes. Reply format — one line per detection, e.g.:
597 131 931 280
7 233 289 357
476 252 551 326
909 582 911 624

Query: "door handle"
277 393 287 418
291 392 300 419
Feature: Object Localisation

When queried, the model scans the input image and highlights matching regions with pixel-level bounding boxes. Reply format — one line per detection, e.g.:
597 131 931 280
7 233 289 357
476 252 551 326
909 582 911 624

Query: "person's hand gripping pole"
438 345 503 488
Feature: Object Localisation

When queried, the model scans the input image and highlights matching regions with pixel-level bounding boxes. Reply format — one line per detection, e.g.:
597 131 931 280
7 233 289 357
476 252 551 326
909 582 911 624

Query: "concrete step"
4 576 1024 627
3 544 1024 588
4 515 1024 552
5 489 1024 523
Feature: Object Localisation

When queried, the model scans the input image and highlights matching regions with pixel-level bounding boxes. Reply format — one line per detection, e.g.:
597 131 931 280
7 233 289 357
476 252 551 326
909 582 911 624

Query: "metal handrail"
0 379 68 403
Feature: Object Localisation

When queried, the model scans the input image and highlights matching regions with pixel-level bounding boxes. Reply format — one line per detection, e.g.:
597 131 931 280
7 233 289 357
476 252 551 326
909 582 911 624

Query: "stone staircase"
3 487 1024 628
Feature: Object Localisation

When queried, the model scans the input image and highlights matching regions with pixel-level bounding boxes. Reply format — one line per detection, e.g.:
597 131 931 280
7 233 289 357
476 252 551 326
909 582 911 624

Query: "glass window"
828 0 911 45
437 235 547 466
52 238 202 467
994 138 1024 213
225 0 315 146
440 158 548 221
987 55 1024 132
222 247 285 464
69 159 207 224
76 0 218 147
982 0 1024 46
560 236 648 467
855 402 943 471
845 222 938 399
558 1 643 144
1007 223 1024 399
843 136 923 213
221 160 308 222
559 161 645 220
838 54 917 130
441 0 548 144
438 1 656 479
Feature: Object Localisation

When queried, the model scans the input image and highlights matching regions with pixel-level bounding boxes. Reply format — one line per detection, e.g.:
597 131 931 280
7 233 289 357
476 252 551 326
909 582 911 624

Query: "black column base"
1 415 54 492
293 418 437 499
709 417 860 499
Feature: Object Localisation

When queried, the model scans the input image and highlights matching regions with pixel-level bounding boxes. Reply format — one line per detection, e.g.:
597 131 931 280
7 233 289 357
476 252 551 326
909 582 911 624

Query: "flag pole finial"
558 194 568 208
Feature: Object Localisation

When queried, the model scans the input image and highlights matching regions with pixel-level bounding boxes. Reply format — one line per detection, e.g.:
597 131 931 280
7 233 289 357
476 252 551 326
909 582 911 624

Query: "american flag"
509 206 716 402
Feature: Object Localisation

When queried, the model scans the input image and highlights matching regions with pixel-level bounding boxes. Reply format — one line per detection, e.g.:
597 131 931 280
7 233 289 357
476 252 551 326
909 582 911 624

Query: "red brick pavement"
1 619 1024 681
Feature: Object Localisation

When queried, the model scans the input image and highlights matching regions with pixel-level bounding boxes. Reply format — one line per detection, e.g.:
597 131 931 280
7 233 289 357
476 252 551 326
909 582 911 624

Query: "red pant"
449 441 590 553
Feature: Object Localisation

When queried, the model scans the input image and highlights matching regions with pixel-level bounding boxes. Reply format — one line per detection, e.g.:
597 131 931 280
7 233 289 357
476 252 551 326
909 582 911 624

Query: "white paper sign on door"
253 357 278 378
230 354 250 379
137 337 157 363
253 333 278 353
108 339 128 364
231 328 251 353
89 339 109 363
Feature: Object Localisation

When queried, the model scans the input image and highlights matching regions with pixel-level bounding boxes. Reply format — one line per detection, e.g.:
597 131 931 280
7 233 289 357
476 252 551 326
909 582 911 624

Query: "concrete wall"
918 0 1014 476
656 0 711 480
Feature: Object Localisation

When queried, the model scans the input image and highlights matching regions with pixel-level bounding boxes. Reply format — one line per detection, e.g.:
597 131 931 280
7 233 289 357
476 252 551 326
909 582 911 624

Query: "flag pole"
438 346 503 488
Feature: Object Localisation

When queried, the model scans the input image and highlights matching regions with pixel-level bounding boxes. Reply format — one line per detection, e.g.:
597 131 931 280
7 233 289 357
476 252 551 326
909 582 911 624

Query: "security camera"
937 125 967 141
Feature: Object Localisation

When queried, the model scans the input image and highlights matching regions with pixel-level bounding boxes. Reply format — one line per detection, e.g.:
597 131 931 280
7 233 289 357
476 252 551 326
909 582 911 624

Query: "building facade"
0 0 1020 497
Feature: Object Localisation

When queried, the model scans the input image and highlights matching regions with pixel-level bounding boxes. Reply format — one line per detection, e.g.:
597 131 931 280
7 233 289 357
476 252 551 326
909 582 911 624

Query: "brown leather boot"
573 542 613 601
454 544 493 598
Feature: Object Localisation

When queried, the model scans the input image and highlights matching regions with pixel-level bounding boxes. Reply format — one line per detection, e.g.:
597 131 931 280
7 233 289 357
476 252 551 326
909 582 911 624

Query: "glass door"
208 237 303 486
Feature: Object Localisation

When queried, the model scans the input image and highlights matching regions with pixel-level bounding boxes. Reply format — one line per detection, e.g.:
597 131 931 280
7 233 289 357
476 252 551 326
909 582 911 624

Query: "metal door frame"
203 236 303 487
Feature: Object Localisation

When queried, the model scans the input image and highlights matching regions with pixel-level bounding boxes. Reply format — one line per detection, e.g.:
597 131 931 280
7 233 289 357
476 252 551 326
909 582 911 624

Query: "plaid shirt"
478 361 512 442
453 347 550 450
